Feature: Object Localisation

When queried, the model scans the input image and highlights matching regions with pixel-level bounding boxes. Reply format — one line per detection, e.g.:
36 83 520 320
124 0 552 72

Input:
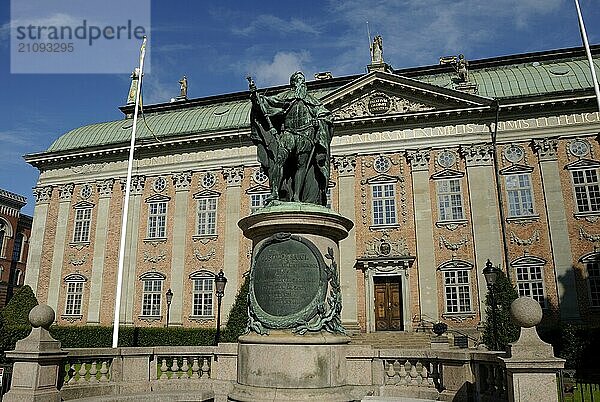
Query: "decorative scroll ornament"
439 236 468 251
33 186 53 203
364 232 410 257
579 227 600 243
143 250 166 264
333 92 433 119
509 230 540 246
71 163 107 174
68 254 87 266
194 248 215 262
293 247 345 335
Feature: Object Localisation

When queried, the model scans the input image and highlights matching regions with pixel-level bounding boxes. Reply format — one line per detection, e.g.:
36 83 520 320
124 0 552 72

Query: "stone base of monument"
229 331 354 401
232 204 355 401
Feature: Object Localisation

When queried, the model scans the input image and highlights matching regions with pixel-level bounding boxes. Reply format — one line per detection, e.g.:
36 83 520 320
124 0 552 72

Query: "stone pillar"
460 144 504 319
47 183 74 314
533 138 580 321
24 186 53 295
168 171 192 326
500 297 565 402
87 179 114 324
333 155 359 331
406 149 438 322
4 305 67 402
121 175 145 325
221 167 244 319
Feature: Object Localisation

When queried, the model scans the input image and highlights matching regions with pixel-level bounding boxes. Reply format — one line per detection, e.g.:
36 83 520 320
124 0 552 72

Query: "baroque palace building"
23 44 600 335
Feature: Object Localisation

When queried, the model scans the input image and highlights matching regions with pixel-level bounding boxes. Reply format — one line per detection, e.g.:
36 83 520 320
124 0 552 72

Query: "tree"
0 285 38 328
223 274 249 342
481 269 520 351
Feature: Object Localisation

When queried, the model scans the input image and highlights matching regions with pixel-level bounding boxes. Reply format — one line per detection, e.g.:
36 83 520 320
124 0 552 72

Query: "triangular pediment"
431 168 464 180
246 184 269 194
499 164 534 175
193 189 221 199
565 158 600 170
322 71 493 121
73 200 94 209
365 173 398 184
145 194 171 203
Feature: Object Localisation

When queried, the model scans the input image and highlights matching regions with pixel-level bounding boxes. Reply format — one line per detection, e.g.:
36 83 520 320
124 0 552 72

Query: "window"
516 266 545 307
0 220 6 258
506 174 534 217
73 207 92 243
147 201 167 238
444 270 471 313
197 198 217 235
572 169 600 213
64 274 86 316
437 179 464 221
141 276 163 316
587 262 600 307
372 183 397 226
191 273 214 317
250 193 269 214
12 233 23 262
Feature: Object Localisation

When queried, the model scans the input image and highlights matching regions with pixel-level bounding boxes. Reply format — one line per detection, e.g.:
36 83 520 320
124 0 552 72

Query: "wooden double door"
374 276 403 331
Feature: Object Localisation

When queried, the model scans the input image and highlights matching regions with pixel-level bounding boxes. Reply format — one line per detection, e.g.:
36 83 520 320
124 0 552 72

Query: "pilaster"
47 183 74 315
332 155 359 331
459 144 503 319
24 186 53 295
406 149 438 321
87 179 114 324
222 167 244 320
532 138 580 321
169 171 192 326
121 175 145 325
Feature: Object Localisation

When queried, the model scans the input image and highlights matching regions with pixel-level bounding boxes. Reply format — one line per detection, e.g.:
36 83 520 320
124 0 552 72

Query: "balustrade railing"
156 355 212 380
62 360 112 385
474 358 507 402
383 358 443 391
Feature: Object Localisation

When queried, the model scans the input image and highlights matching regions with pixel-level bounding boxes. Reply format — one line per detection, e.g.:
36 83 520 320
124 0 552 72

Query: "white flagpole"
575 0 600 111
112 36 147 348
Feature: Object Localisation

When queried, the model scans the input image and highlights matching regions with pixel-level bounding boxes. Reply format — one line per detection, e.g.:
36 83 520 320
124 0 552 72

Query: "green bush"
222 274 249 342
0 285 39 363
481 269 520 351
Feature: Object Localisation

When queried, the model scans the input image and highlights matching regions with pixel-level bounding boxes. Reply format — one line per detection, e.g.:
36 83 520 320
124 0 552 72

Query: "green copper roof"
42 49 598 154
414 58 600 98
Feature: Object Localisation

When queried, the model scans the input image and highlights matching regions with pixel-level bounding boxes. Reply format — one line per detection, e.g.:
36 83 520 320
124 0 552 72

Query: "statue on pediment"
248 72 333 206
456 54 468 82
371 35 383 64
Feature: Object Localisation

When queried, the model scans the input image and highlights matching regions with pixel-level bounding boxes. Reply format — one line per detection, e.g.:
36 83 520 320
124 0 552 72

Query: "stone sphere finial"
29 305 55 329
510 296 542 328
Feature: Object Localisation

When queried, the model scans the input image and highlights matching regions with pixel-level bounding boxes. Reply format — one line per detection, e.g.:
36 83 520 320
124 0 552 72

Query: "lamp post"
165 288 173 328
483 259 499 350
214 270 227 346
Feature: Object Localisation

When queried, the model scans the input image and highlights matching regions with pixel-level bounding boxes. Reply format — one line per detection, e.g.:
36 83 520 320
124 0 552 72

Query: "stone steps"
350 332 431 349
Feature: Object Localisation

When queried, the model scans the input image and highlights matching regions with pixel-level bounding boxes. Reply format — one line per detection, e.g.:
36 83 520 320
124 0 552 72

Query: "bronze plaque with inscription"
249 233 327 329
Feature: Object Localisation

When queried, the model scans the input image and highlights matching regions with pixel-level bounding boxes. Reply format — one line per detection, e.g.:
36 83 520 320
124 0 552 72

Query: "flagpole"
575 0 600 111
112 36 147 348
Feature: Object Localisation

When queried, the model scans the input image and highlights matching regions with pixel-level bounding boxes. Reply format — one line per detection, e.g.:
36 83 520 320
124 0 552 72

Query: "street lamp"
165 288 173 328
483 259 499 350
214 270 227 346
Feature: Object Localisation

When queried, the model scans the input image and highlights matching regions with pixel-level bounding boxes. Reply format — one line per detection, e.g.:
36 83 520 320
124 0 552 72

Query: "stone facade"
23 47 600 334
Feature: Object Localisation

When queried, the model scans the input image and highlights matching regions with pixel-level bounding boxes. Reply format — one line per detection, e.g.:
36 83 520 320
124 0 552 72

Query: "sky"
0 0 599 215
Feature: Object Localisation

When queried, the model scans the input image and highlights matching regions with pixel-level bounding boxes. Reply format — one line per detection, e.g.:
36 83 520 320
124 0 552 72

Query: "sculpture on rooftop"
179 75 188 98
247 71 333 206
455 54 468 82
371 35 383 64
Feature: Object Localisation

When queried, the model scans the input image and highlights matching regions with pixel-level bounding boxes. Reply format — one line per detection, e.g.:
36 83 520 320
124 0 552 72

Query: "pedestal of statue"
229 203 355 401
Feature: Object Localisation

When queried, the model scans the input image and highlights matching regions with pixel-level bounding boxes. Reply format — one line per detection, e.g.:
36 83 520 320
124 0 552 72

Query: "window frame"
580 252 600 308
190 270 215 318
197 197 218 235
571 168 600 213
511 255 547 308
371 182 397 227
437 178 465 222
147 200 168 239
249 193 269 214
139 272 166 318
72 206 93 243
505 173 535 217
438 260 474 316
63 273 87 318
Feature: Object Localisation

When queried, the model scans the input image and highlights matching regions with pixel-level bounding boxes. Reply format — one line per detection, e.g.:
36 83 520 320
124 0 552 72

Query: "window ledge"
143 237 167 244
189 315 215 323
574 211 600 222
435 220 468 231
192 234 218 243
369 224 400 231
506 215 539 224
441 312 476 323
61 314 82 323
138 315 162 323
69 242 90 250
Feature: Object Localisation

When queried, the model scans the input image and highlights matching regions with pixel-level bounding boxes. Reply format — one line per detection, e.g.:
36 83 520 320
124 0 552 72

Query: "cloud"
244 51 312 87
233 14 320 36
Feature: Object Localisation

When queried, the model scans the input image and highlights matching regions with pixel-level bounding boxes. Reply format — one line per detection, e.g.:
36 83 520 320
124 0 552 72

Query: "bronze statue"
248 72 333 206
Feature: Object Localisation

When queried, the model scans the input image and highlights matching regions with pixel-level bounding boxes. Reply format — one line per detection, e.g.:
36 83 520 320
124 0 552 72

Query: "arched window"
12 233 24 262
139 272 166 317
64 273 87 316
438 260 474 314
511 255 546 308
580 252 600 307
189 270 214 318
0 218 13 258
